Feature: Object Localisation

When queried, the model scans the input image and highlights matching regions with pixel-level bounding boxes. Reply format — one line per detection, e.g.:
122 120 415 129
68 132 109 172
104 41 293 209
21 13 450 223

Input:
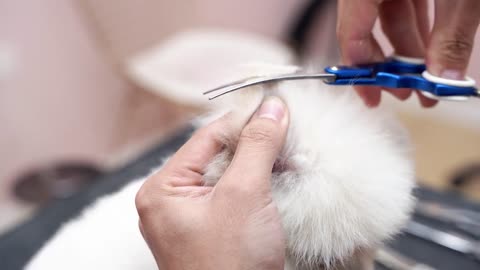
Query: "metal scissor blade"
203 73 336 100
405 221 480 260
375 247 437 270
203 76 263 95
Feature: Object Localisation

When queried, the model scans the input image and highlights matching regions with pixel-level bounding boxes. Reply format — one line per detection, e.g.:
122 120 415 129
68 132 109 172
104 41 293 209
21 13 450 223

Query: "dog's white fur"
26 63 415 270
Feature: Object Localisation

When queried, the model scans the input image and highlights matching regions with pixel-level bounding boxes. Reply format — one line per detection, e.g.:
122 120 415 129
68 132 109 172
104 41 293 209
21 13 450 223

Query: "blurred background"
1 0 479 236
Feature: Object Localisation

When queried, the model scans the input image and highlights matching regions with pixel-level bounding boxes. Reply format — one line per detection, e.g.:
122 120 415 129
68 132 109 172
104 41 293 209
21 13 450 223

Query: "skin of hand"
336 0 480 107
135 96 289 270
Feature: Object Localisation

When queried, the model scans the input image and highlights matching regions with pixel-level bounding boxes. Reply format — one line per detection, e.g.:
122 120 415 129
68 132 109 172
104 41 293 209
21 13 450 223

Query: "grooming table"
0 127 478 270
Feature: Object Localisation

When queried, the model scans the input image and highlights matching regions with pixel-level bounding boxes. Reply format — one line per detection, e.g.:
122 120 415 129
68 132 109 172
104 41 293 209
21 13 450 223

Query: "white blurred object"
384 96 480 132
0 42 17 81
375 247 436 270
126 29 294 107
0 200 35 235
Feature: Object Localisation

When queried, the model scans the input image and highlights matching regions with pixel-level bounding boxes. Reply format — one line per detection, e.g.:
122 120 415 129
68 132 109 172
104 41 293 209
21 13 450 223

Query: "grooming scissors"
203 56 479 101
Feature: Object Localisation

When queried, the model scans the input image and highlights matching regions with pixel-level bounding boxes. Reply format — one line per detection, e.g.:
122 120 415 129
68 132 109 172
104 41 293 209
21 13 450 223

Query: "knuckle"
135 191 150 216
218 181 270 207
240 121 278 147
222 182 254 198
436 30 473 65
135 185 158 216
218 187 254 208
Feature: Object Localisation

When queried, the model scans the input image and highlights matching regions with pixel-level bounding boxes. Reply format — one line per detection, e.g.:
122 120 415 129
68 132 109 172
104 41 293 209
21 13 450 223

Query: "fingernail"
257 96 285 122
440 69 464 80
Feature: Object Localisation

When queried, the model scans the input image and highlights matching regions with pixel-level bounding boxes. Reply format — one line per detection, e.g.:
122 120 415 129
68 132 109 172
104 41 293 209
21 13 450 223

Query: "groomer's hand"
136 97 289 270
337 0 480 107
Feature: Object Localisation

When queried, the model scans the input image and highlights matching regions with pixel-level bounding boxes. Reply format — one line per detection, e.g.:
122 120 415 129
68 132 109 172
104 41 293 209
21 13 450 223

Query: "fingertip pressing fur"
26 63 415 270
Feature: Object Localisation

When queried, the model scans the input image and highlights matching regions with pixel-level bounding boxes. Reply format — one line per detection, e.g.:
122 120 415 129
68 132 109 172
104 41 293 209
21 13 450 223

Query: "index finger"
337 0 384 65
337 0 385 107
158 114 231 186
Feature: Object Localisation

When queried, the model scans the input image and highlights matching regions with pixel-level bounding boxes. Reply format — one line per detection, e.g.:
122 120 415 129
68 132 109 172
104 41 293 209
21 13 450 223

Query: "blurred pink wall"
80 0 309 59
0 1 131 189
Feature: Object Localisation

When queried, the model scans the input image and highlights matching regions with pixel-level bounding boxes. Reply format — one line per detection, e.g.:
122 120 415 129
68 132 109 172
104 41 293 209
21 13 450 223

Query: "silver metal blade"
405 221 480 260
203 73 336 100
375 246 437 270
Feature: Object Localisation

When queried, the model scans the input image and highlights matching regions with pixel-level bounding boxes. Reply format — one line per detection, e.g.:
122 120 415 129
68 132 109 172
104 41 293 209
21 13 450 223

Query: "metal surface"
203 58 479 101
203 73 336 100
405 221 480 261
415 201 480 238
376 246 436 270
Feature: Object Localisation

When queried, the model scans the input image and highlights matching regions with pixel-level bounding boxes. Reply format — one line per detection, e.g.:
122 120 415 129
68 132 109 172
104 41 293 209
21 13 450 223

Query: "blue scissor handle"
324 58 478 98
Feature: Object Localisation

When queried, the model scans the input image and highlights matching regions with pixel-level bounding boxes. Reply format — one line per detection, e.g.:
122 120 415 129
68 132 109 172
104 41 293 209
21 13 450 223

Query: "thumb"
219 96 289 194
